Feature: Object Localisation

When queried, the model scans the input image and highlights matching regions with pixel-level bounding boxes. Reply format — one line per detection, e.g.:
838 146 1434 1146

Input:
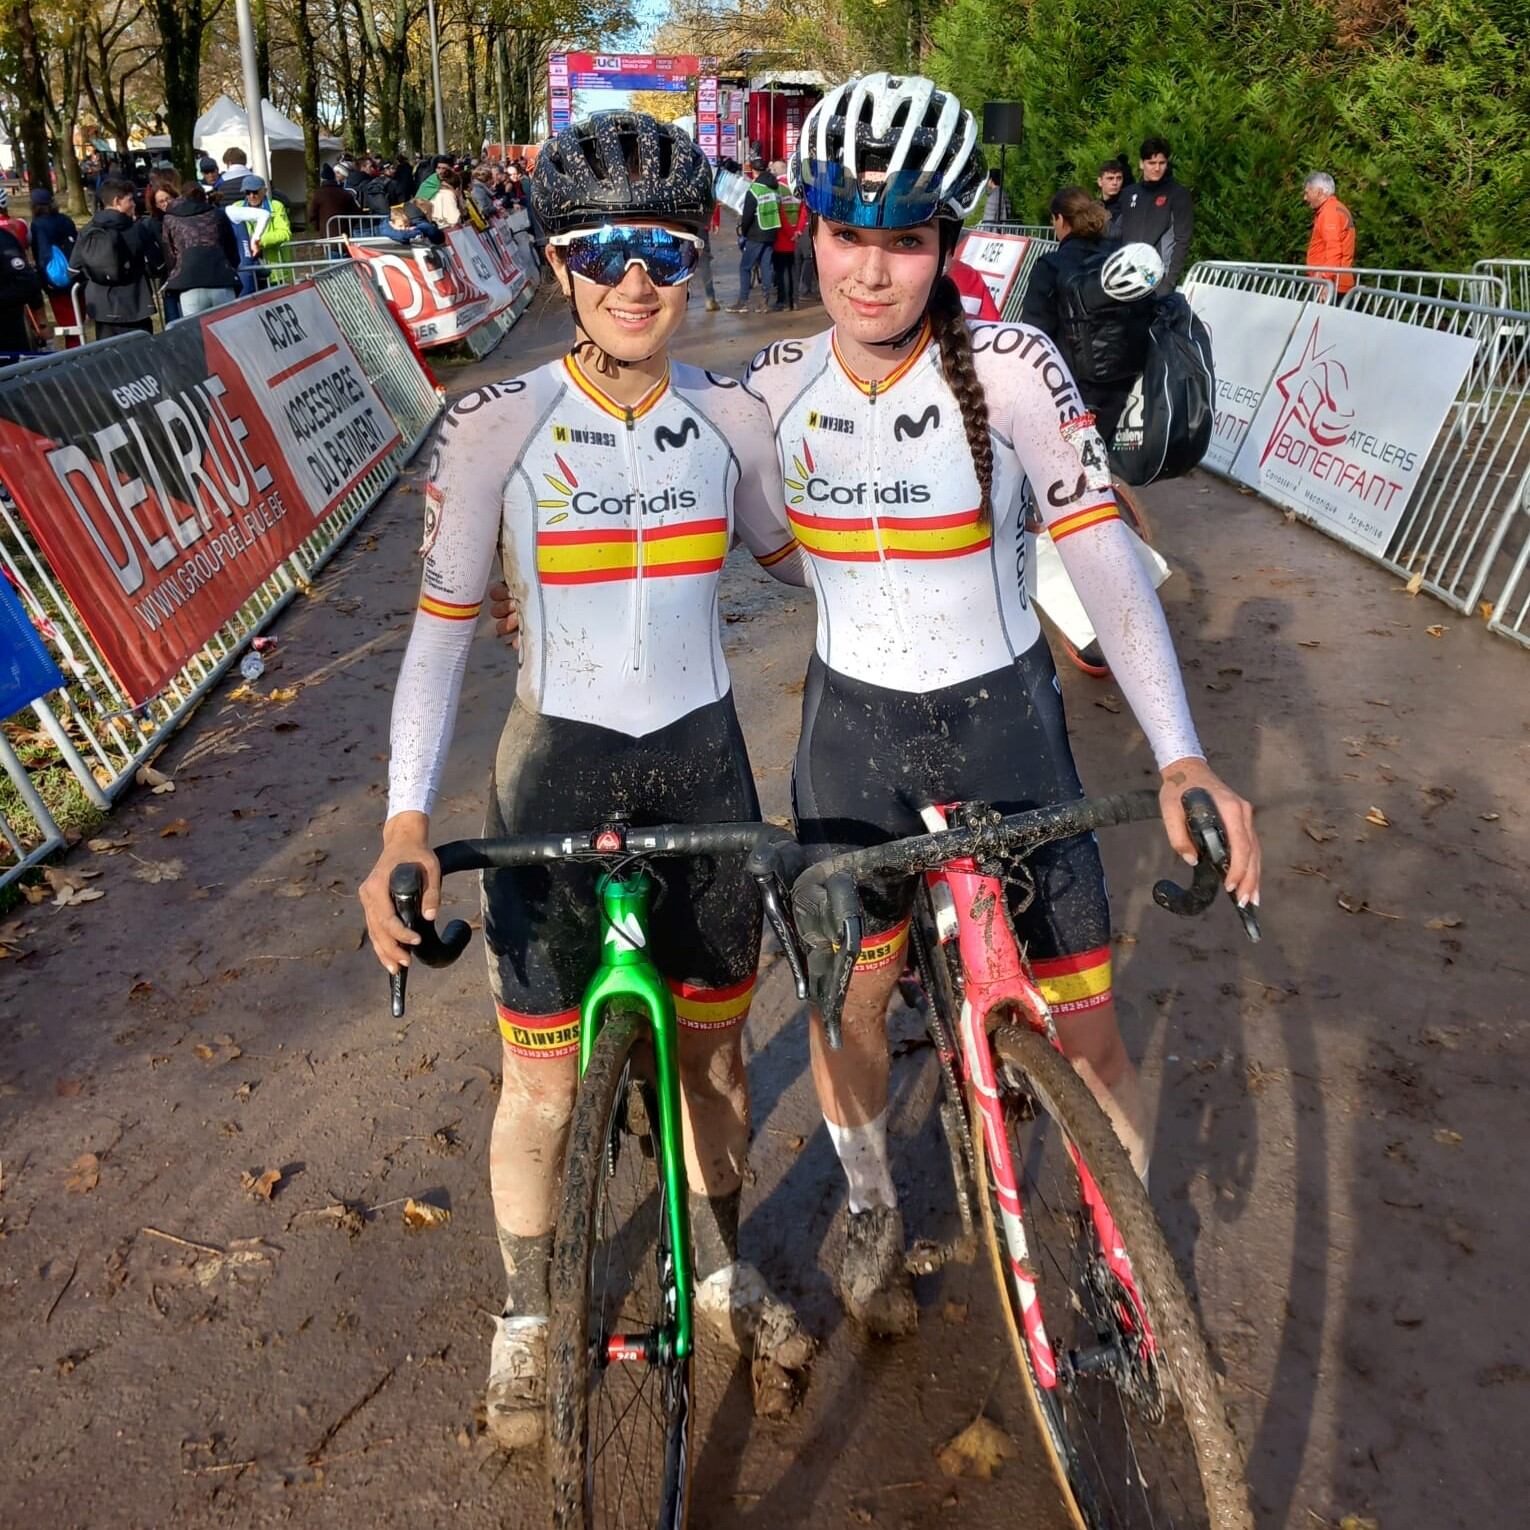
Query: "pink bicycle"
774 788 1259 1529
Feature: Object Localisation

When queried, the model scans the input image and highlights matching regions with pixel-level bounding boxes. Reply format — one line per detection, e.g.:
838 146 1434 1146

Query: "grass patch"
0 720 107 912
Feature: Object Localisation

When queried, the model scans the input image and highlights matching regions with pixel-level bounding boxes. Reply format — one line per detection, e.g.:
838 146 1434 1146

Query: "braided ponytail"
927 273 993 523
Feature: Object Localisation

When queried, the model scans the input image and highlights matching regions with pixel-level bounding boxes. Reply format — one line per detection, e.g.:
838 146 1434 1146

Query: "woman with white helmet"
745 72 1260 1334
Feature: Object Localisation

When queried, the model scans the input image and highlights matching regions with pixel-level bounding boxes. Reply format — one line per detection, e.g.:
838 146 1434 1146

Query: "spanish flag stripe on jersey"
1049 502 1120 542
855 917 911 971
537 524 729 583
786 508 991 560
833 320 932 396
419 594 483 621
1031 946 1112 1013
563 354 670 421
496 1002 582 1057
668 973 756 1028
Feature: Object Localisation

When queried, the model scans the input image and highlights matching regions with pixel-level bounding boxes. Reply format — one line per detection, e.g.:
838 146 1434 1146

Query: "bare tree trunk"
13 0 53 190
151 0 213 177
294 0 322 199
334 1 367 153
464 26 479 152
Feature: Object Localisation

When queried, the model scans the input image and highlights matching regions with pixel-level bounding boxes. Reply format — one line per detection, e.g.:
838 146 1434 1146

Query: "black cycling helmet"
532 112 714 237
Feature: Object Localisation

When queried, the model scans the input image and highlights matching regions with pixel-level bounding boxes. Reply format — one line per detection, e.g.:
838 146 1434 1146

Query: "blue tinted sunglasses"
548 224 704 287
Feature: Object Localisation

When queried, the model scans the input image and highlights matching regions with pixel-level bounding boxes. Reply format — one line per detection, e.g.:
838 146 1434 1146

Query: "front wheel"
547 1010 691 1530
976 1022 1251 1529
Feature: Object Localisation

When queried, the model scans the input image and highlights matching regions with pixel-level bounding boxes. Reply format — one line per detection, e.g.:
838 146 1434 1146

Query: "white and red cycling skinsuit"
745 318 1202 1016
387 352 804 1055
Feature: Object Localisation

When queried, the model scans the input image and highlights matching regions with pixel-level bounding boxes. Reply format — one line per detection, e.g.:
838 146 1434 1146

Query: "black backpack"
1107 293 1215 485
1057 248 1153 388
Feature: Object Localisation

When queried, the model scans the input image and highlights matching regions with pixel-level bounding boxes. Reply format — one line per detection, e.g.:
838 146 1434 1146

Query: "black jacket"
1021 233 1150 395
69 209 156 324
0 228 43 351
1116 175 1194 290
346 172 394 219
1101 191 1123 236
162 198 241 292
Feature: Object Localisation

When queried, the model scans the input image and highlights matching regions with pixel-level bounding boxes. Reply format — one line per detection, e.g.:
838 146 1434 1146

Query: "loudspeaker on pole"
981 102 1023 146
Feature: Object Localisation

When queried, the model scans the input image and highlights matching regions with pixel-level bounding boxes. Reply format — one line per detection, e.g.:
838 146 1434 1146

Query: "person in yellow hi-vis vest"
731 160 781 313
770 159 809 310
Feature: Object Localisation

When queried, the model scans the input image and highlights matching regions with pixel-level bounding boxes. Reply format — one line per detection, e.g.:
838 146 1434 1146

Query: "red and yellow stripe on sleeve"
419 593 483 621
756 538 800 568
1049 501 1121 543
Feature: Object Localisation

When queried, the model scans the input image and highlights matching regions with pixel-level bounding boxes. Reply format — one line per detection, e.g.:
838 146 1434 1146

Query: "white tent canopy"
145 95 341 208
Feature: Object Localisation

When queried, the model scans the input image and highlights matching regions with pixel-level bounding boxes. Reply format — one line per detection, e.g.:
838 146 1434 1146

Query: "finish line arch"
547 53 723 162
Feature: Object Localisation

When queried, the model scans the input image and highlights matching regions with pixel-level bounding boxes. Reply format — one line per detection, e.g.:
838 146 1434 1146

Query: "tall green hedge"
924 0 1529 271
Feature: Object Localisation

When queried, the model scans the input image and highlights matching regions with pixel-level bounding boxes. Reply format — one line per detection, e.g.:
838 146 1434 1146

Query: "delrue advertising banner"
952 232 1031 314
347 239 491 349
0 283 400 703
446 227 527 317
1183 282 1309 477
1230 307 1477 555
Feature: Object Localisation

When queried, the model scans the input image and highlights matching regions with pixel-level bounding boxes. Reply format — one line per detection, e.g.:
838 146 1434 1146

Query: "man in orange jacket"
1304 172 1356 295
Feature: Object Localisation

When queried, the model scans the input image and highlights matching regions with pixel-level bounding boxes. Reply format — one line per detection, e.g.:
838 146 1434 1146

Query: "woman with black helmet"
357 112 813 1449
743 72 1261 1334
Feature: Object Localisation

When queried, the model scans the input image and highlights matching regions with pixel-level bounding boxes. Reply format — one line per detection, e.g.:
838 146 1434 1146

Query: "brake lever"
818 871 863 1050
746 839 810 1002
387 862 475 1017
1151 788 1261 943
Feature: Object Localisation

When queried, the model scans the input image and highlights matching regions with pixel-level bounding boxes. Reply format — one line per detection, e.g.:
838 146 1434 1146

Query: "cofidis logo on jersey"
783 438 930 508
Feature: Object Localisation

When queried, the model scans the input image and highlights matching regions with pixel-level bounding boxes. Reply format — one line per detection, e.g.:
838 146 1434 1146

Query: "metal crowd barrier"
1183 262 1336 303
1187 261 1504 312
0 260 444 883
1336 285 1530 649
1475 259 1530 317
972 220 1060 320
976 220 1057 242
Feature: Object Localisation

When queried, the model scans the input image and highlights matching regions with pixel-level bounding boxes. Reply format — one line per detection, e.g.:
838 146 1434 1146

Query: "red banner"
0 283 401 703
347 240 491 350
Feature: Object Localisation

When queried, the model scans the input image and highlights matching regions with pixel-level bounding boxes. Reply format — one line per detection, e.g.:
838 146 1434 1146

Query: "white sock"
826 1111 896 1213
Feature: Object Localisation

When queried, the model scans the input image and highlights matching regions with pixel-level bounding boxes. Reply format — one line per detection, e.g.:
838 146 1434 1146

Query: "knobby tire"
547 1010 691 1530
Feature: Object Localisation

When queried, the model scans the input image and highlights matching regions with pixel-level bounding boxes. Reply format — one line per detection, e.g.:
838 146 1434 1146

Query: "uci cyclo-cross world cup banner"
0 283 400 703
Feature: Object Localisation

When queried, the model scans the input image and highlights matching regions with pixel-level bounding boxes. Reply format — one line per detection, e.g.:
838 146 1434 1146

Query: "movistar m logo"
893 405 939 441
654 417 700 452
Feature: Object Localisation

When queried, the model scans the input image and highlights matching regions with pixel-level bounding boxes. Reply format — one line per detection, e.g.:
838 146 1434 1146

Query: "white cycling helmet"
1101 242 1164 301
790 72 986 228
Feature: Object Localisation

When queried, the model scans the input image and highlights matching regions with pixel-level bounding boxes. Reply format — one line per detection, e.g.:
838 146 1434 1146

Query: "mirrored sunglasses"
548 224 704 287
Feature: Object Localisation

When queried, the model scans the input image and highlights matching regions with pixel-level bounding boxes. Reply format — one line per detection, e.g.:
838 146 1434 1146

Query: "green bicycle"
387 819 805 1530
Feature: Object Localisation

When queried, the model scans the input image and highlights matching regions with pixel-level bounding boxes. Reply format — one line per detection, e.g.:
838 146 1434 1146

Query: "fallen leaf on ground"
402 1198 450 1230
1425 915 1463 931
241 1168 282 1200
21 883 48 904
1093 694 1123 714
45 868 100 896
132 858 184 885
1426 625 1446 638
159 819 190 838
1479 811 1500 822
1297 639 1321 648
936 1415 1015 1479
297 848 328 867
191 1237 275 1287
1404 571 1424 595
273 878 310 898
1337 891 1402 920
135 764 175 794
87 835 132 854
942 1299 969 1325
267 687 300 704
55 1076 84 1096
1364 807 1390 828
65 1153 100 1194
0 919 26 957
1300 819 1338 844
52 882 106 909
1339 1517 1380 1530
1432 1128 1463 1148
1478 602 1494 621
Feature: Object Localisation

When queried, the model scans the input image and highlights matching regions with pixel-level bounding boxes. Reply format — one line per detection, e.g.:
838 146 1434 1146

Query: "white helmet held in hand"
1101 243 1164 301
790 72 986 229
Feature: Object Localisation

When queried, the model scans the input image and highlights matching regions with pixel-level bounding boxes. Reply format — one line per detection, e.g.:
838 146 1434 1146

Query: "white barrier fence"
1183 261 1530 651
0 259 444 888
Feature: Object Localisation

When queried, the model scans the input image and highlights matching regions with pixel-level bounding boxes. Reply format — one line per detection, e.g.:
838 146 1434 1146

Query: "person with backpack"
1022 187 1153 448
69 175 159 340
1022 187 1201 677
29 188 79 348
162 180 241 317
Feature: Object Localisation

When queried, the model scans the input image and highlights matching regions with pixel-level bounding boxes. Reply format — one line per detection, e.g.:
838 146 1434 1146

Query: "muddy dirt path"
2 286 1526 1530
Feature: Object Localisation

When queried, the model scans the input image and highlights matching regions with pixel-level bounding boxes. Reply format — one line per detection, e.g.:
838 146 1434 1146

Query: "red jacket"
1307 196 1356 294
774 194 808 254
948 258 1001 320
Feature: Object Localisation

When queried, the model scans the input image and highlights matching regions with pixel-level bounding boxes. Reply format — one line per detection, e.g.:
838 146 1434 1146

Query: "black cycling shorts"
792 639 1113 1012
483 695 762 1059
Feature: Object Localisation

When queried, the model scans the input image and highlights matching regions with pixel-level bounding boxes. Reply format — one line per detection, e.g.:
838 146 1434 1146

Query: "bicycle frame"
920 805 1153 1392
577 867 694 1362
